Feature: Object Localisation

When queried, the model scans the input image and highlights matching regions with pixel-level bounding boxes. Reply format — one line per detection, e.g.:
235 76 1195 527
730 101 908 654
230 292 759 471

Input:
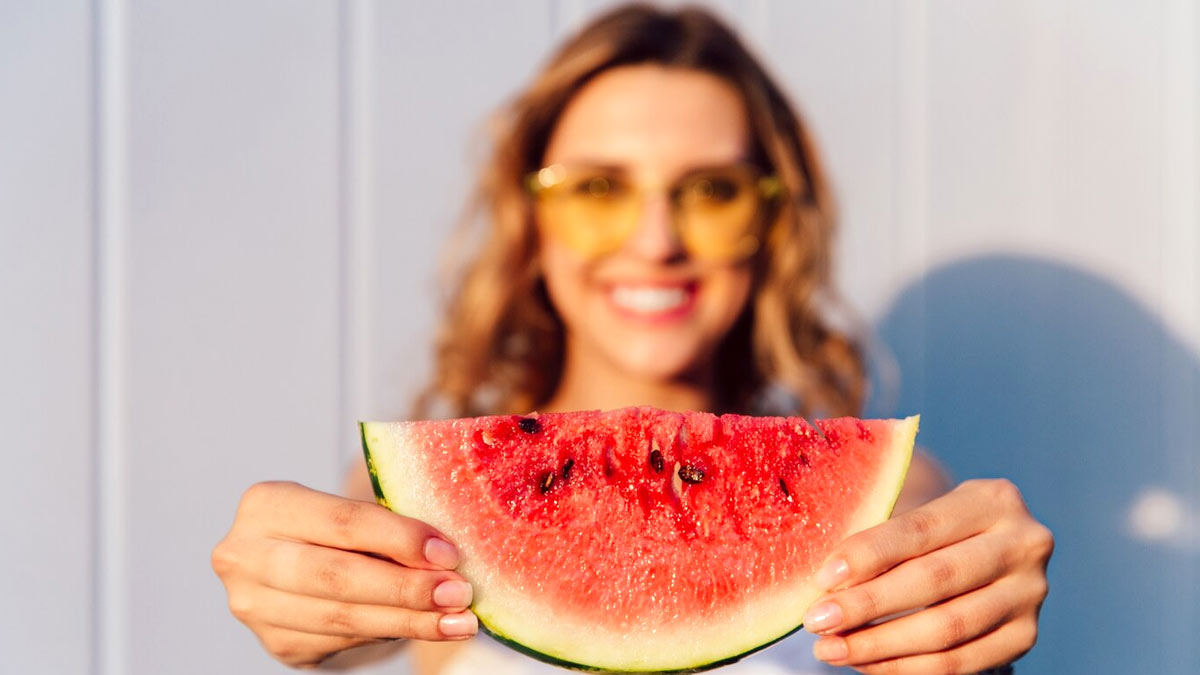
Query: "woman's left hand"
803 479 1053 674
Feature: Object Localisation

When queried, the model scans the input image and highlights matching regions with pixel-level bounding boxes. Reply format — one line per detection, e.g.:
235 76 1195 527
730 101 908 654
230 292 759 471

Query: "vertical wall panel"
762 1 901 319
362 1 555 422
0 2 94 673
1160 2 1200 671
122 2 341 673
923 1 1169 309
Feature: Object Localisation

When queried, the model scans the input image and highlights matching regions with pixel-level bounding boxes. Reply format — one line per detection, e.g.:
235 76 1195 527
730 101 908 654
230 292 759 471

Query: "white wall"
2 1 1196 673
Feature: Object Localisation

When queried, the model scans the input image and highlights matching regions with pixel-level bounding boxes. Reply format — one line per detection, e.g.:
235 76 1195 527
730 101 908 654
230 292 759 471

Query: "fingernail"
439 611 478 637
803 601 843 633
433 580 473 608
813 636 848 662
815 558 849 590
424 538 459 569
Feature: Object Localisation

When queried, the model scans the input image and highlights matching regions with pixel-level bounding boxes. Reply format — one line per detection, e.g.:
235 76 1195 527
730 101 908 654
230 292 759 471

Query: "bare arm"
894 449 952 514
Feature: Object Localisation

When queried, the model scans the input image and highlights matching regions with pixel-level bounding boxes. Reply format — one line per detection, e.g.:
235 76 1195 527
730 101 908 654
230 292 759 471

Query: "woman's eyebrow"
549 159 628 173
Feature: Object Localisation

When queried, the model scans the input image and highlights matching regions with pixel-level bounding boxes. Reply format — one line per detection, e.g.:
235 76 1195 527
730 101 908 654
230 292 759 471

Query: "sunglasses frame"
525 162 784 261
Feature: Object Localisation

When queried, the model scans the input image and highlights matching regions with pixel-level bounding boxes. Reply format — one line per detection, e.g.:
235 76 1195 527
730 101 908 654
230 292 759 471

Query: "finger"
237 586 478 641
253 626 377 668
820 614 1039 675
815 480 1017 591
260 539 472 610
814 581 1017 665
241 481 459 570
805 531 1010 634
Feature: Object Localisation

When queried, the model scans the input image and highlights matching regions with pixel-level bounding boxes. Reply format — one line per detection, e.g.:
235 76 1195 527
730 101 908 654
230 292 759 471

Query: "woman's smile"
604 279 698 321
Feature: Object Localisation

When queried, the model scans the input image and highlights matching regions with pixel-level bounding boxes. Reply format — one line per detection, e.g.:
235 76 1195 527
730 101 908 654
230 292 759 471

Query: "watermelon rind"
481 619 805 674
359 414 918 673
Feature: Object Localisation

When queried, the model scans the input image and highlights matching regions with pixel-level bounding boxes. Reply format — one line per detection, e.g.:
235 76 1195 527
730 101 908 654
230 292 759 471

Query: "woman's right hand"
211 481 477 668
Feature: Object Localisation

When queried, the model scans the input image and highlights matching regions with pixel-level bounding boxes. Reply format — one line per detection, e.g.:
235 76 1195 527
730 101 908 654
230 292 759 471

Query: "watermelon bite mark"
361 407 917 673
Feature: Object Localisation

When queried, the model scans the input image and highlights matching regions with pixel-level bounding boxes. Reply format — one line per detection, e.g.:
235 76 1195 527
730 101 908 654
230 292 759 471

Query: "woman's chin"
603 345 708 390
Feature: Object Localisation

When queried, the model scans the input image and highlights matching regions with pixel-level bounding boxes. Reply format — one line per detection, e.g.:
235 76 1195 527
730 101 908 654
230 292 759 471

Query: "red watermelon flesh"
361 407 917 673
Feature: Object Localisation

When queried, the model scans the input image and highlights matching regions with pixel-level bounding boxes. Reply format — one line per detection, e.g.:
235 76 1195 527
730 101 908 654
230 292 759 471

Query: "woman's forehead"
543 64 750 176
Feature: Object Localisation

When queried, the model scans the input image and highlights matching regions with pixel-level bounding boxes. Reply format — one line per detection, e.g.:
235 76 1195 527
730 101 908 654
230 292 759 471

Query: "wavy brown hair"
415 3 865 419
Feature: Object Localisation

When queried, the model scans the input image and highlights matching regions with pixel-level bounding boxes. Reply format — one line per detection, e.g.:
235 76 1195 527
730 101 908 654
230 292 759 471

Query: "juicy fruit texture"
361 408 917 673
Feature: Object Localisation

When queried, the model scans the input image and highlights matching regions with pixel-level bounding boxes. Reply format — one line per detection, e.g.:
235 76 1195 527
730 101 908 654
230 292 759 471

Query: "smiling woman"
537 65 758 408
212 5 1053 674
417 6 865 423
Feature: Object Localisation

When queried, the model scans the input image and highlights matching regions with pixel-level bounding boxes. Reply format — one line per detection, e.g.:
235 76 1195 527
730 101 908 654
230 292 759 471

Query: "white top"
440 630 839 675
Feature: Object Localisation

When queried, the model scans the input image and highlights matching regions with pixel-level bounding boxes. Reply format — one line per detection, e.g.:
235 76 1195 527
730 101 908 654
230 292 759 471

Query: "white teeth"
610 286 688 313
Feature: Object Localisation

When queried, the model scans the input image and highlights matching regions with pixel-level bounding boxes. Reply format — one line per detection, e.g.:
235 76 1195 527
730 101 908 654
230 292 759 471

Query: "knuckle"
988 479 1024 508
859 659 902 675
389 570 420 608
263 634 330 669
1031 575 1050 604
323 606 357 634
1028 523 1055 559
934 651 961 675
227 592 255 623
395 610 441 641
242 481 284 509
262 632 299 661
1022 619 1041 648
923 555 958 592
851 585 882 621
844 631 879 663
1015 616 1039 655
329 500 364 533
836 538 870 575
315 559 349 597
935 608 969 649
210 540 239 578
904 509 940 548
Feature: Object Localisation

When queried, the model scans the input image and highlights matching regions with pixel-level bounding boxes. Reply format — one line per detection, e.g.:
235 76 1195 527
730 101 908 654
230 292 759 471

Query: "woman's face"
538 64 754 383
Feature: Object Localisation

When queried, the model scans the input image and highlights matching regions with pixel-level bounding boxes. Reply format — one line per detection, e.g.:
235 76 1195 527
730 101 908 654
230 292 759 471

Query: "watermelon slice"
360 408 917 673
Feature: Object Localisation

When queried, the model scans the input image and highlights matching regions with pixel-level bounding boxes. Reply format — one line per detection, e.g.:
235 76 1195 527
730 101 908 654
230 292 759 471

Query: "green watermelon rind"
359 414 918 674
481 619 805 674
360 422 390 511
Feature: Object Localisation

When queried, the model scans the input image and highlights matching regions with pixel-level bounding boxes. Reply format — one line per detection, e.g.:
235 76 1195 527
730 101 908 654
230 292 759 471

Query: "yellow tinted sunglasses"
527 163 782 261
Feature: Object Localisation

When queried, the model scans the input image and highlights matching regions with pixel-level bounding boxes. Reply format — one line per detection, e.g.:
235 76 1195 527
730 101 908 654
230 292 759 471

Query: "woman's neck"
541 345 716 414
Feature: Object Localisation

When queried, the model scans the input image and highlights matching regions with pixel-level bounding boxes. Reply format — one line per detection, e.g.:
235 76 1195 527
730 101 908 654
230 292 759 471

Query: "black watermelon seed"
800 452 811 467
779 477 793 502
678 464 705 484
561 458 574 481
539 470 557 494
650 448 665 473
518 417 541 434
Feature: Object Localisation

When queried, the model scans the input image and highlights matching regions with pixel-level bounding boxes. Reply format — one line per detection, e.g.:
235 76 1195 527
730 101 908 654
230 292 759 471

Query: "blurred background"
2 0 1196 673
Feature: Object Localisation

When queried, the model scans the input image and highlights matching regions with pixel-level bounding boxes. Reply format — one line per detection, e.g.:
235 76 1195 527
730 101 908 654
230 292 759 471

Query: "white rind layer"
361 415 918 672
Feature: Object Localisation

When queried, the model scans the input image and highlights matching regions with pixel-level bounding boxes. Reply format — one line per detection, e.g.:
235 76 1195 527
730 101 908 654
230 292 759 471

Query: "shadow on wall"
867 254 1200 674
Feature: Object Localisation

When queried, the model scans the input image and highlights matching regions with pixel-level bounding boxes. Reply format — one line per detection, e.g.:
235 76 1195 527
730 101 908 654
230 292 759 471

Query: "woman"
212 5 1052 674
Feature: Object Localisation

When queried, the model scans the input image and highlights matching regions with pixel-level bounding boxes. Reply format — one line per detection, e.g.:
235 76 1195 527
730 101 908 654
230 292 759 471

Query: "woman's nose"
624 192 686 261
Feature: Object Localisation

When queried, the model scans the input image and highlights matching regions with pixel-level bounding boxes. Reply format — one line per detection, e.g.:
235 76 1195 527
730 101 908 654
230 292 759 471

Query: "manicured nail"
433 580 473 608
439 611 478 637
815 558 849 590
424 538 459 569
813 636 848 662
803 601 843 633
